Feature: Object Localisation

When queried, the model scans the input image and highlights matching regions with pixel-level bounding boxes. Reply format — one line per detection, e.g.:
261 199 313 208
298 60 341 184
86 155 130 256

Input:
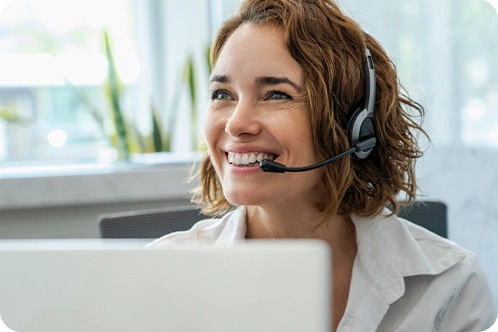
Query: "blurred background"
0 0 497 305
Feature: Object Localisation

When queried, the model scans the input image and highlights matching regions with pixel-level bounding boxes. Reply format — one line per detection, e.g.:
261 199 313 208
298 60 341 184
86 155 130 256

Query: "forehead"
212 22 303 84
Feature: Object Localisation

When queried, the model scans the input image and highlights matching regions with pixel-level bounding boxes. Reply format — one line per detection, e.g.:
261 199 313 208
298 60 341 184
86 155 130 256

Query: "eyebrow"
256 76 303 92
209 75 303 92
209 75 229 84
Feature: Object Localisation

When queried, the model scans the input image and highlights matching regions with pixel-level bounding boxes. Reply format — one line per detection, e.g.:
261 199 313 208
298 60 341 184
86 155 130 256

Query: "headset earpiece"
347 108 376 160
347 47 377 160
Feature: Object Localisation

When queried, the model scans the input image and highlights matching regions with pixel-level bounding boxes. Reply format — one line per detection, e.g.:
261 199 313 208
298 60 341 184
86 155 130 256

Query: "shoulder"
353 210 469 278
401 217 471 271
145 206 247 248
356 211 497 330
388 215 496 329
379 246 497 330
433 242 497 330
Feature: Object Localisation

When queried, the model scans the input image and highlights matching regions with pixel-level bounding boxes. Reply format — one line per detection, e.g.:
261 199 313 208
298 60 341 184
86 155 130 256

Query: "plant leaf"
183 55 198 150
104 31 130 160
151 101 163 152
206 44 212 75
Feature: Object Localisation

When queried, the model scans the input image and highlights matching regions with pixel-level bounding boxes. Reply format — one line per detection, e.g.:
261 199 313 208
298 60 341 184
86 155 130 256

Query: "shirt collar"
214 206 247 246
351 208 465 304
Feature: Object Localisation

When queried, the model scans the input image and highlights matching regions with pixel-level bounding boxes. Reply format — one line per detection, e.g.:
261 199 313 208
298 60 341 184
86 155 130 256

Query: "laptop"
0 239 330 332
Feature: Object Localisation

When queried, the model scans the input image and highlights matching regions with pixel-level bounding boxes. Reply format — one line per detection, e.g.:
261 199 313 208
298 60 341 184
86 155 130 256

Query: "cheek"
203 111 228 175
280 115 315 155
203 111 224 151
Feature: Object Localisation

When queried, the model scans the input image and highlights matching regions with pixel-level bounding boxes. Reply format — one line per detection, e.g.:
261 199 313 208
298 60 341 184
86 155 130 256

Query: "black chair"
98 205 206 239
98 200 448 239
396 200 448 238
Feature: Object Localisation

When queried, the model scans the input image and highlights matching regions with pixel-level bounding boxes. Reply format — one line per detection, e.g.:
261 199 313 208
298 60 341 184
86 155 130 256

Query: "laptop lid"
0 239 330 332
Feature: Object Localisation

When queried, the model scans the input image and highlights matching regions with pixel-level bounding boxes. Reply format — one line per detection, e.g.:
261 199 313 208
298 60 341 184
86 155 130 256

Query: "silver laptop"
0 239 330 332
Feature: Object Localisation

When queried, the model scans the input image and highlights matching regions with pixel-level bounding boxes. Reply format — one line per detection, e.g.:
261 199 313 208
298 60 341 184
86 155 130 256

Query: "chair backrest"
98 205 207 239
397 200 448 238
99 201 448 239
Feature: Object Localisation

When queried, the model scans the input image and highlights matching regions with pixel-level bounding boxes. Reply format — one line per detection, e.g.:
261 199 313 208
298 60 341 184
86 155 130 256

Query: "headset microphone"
259 137 376 173
260 45 377 174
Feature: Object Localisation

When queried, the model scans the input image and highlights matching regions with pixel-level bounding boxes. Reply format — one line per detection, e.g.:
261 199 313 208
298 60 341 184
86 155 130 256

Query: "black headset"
347 46 377 160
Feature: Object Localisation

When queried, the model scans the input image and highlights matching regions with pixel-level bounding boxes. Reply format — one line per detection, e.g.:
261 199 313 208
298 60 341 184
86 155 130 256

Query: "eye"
211 89 230 101
268 90 291 100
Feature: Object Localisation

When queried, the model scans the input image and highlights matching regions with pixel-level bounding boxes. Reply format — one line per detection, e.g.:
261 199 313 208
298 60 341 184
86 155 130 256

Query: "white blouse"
147 206 497 331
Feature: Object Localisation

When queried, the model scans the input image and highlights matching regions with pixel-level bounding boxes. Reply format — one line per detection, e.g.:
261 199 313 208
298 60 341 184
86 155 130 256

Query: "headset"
260 43 377 173
348 47 377 160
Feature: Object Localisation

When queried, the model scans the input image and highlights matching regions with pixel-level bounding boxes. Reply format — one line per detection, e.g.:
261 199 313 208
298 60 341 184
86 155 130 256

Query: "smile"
227 152 275 166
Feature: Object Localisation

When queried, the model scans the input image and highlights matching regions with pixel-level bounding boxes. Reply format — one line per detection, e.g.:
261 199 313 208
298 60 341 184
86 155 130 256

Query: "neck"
245 203 356 256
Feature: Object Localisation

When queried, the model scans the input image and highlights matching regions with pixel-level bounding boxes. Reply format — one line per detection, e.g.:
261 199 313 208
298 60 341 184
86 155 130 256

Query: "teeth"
228 152 274 166
241 154 249 164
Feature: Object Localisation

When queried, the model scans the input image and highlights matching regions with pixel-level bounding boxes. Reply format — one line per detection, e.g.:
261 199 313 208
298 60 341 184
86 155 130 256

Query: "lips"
227 152 275 166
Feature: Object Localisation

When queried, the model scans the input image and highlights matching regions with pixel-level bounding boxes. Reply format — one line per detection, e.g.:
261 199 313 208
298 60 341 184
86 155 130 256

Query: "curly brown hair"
192 0 427 221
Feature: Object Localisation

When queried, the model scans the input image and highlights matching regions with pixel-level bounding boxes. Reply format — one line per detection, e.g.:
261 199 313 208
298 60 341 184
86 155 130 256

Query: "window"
0 0 139 165
345 0 498 147
458 1 498 146
1 0 497 167
0 0 235 166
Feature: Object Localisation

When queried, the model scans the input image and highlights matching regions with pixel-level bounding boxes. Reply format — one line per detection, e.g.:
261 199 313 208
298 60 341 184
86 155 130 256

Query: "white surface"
0 239 152 250
0 154 199 210
0 240 330 332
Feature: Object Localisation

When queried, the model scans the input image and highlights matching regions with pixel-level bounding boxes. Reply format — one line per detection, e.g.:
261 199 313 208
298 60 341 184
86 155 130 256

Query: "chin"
224 190 268 207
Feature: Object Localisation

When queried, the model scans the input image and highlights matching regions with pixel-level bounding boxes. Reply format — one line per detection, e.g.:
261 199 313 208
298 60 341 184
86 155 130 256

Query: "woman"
147 0 497 330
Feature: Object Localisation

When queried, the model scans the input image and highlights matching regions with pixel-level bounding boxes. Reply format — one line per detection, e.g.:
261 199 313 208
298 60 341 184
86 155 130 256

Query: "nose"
224 98 262 138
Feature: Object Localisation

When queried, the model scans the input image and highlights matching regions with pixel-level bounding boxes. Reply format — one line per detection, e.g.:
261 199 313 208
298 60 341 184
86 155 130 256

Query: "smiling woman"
147 0 497 331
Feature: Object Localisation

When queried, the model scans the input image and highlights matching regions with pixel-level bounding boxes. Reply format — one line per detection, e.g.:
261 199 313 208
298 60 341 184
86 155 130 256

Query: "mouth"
227 152 277 167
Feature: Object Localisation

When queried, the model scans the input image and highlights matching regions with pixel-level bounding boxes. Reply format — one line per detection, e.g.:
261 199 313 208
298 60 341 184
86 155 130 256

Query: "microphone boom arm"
259 137 377 173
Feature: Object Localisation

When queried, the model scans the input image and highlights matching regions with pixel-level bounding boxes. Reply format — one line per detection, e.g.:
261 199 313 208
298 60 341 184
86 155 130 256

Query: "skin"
205 22 357 331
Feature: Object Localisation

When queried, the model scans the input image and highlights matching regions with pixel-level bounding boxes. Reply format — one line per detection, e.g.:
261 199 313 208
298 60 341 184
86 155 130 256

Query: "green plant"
73 31 211 159
184 55 198 150
104 31 130 160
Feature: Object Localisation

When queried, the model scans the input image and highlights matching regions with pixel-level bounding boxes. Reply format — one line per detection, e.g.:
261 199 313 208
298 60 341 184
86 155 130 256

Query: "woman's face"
205 22 325 208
